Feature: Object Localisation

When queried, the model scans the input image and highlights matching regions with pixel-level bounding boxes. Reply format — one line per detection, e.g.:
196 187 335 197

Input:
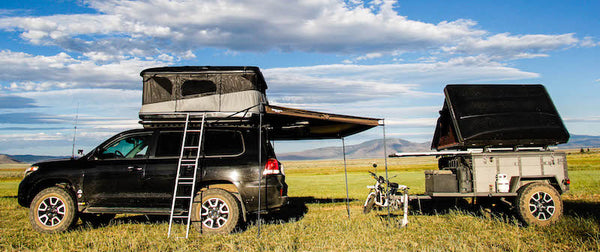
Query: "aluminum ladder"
167 113 206 238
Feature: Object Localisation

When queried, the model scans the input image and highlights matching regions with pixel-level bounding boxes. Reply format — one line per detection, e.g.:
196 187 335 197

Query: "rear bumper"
239 175 288 213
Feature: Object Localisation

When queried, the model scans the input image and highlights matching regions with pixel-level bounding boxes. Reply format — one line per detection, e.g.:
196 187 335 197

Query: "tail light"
263 158 282 175
563 179 571 185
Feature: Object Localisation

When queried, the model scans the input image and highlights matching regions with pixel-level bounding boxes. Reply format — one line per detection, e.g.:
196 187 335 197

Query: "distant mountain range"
1 135 599 164
0 154 70 164
277 138 430 160
277 134 600 160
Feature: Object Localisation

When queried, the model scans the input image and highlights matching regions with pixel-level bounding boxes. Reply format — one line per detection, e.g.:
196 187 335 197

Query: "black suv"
18 126 288 233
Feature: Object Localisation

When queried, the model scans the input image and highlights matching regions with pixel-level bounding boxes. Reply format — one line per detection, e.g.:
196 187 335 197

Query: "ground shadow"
402 198 520 225
77 196 357 231
241 197 358 231
564 200 600 220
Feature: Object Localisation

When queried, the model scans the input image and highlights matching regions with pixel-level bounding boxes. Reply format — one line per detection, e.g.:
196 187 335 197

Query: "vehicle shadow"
241 197 358 231
563 200 600 220
77 196 358 231
404 198 519 224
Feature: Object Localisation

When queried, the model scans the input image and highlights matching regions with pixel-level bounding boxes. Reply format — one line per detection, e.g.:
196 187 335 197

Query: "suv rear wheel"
29 186 77 233
515 182 563 226
191 188 240 234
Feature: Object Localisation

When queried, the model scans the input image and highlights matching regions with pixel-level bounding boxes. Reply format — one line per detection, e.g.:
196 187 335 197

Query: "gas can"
496 174 510 193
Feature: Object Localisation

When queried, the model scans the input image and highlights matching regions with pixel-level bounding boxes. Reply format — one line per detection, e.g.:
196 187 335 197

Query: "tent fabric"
140 90 265 114
140 66 267 116
432 84 570 150
264 105 380 140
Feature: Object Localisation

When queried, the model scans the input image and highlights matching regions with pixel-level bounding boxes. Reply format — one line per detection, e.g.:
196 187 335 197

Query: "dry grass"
0 153 599 250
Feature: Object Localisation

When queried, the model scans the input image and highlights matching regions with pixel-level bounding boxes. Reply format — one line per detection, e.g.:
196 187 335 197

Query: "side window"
100 134 151 159
181 80 217 97
204 131 244 156
155 132 183 157
154 130 244 157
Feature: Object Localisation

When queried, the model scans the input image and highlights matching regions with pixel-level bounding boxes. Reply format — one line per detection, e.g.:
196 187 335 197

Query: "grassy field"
1 152 599 251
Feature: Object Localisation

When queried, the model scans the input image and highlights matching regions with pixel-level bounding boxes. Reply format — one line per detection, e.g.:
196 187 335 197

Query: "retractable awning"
264 105 381 140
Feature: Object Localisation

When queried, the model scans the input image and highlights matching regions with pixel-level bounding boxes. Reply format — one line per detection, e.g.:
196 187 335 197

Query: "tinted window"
181 80 217 97
101 134 151 159
155 130 244 157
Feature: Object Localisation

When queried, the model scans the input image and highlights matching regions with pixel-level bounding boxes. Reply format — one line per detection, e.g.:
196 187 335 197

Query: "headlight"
23 166 39 177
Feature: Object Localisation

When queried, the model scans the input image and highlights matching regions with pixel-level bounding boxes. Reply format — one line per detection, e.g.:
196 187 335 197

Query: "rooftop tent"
431 84 569 150
264 105 381 140
139 66 268 119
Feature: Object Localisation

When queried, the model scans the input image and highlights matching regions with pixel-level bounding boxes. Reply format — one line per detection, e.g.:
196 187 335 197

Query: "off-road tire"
516 182 563 227
363 195 375 214
191 189 240 234
29 186 78 233
79 213 116 226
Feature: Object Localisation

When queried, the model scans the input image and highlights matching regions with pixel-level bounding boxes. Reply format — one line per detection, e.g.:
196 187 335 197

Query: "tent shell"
431 84 570 150
139 66 267 119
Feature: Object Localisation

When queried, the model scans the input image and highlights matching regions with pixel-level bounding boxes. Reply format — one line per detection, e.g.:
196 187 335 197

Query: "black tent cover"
432 84 569 150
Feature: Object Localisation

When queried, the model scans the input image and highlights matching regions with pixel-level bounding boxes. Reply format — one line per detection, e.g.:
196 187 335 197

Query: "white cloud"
264 60 538 105
0 50 168 90
352 52 384 62
563 116 600 123
0 132 67 141
442 33 579 60
580 36 599 47
385 118 438 127
0 0 582 60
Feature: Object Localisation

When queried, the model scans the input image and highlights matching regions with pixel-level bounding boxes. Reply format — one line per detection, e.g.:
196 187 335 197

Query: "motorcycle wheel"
363 195 375 214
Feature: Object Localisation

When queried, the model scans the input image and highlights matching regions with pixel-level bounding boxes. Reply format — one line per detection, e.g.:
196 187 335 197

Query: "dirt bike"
363 164 409 226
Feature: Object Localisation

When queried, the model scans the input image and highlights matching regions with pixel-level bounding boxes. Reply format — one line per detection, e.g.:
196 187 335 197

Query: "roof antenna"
71 102 80 159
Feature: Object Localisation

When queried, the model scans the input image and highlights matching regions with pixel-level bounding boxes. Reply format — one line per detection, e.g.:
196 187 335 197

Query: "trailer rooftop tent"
431 84 569 150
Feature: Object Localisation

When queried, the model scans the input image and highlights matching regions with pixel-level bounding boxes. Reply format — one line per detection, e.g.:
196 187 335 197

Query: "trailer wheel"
29 186 78 233
363 195 375 214
515 182 562 226
191 189 240 234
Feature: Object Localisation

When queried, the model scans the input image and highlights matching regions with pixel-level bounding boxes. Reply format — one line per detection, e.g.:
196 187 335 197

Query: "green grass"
0 153 599 250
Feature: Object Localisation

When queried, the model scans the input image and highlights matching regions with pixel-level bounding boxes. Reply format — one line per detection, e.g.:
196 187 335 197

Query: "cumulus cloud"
264 59 538 106
443 33 579 60
0 0 583 60
0 50 167 90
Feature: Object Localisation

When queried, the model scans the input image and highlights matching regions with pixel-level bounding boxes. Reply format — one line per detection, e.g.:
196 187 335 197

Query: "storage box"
425 170 458 193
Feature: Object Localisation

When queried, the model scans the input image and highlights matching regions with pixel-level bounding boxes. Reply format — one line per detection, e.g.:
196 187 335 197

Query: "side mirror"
77 149 84 155
372 163 377 168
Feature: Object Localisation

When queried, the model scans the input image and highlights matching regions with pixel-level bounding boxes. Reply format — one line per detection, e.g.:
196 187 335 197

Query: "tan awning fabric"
264 105 381 140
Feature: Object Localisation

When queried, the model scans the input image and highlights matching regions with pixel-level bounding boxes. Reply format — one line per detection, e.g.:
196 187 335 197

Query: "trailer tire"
191 189 240 234
515 182 562 226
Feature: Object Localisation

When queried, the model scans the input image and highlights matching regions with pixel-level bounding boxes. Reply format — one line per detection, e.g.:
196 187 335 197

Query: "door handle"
127 166 143 172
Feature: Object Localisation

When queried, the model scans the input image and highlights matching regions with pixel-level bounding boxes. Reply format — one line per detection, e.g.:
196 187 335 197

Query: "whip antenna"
71 102 79 159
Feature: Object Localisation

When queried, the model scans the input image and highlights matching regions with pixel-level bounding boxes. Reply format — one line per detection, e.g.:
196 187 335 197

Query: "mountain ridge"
277 134 600 160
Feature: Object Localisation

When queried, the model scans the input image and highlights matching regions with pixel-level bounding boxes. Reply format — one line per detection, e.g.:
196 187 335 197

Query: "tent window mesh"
143 76 173 104
181 80 217 97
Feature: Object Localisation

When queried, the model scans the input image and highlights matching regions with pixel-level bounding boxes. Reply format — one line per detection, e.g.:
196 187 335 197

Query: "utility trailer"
390 84 570 226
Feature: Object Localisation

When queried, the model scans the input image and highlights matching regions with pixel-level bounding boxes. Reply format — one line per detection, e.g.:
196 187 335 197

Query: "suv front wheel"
191 188 240 234
29 186 78 233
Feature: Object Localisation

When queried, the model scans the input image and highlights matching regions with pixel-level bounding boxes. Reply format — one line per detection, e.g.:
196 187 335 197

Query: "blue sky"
0 0 598 155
